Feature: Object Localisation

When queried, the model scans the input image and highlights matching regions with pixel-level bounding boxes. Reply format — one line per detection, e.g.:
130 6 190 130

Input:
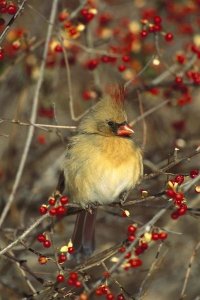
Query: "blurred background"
0 0 200 299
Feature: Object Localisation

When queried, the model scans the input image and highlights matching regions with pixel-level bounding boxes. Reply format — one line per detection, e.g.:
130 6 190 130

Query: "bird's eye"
107 120 118 133
107 121 115 127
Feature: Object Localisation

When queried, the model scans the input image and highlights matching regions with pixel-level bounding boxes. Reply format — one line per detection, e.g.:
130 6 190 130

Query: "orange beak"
117 123 134 137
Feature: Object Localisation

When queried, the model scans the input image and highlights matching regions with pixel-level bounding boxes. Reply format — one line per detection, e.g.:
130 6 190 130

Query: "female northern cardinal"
62 86 143 257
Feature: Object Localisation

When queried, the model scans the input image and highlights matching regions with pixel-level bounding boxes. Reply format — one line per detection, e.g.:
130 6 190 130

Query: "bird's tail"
72 209 97 258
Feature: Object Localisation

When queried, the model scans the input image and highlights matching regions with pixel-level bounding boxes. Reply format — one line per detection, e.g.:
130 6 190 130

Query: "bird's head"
78 86 134 138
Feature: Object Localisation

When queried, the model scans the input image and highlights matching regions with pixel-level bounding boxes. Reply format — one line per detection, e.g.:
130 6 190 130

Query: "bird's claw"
119 191 128 206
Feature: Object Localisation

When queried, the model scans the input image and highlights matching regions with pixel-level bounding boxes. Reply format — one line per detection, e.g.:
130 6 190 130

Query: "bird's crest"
106 84 126 106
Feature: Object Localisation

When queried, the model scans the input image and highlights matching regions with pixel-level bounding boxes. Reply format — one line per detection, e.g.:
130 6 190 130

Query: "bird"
62 86 143 257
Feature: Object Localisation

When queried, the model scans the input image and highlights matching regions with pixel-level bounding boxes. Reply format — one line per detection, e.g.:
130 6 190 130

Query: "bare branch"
0 0 59 228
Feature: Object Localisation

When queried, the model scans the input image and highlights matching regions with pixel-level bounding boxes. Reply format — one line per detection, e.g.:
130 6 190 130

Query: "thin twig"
124 55 155 90
0 0 59 228
88 202 171 295
69 0 88 20
9 250 37 294
130 99 170 126
59 34 94 122
0 0 27 44
136 243 168 299
137 90 147 150
179 240 200 299
0 118 76 131
0 214 49 256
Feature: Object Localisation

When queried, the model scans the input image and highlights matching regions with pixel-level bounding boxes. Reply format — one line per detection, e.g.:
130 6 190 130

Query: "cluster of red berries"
140 16 174 42
126 224 137 242
39 195 69 217
0 0 17 15
79 8 96 24
37 233 52 248
85 53 131 73
190 169 199 178
37 240 75 264
55 271 82 288
166 175 187 220
95 285 125 300
67 272 82 288
119 224 168 271
166 170 199 219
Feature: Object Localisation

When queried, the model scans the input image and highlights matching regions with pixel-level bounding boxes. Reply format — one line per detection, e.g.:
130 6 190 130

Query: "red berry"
86 59 98 70
57 274 65 282
69 27 77 36
7 4 17 15
37 234 46 243
177 204 187 216
166 189 176 198
103 271 110 278
38 255 48 264
56 205 67 215
125 252 131 259
154 15 162 24
190 169 199 178
39 205 48 215
171 211 179 220
58 253 67 263
101 55 110 63
122 55 130 63
101 286 109 294
0 1 7 9
119 246 126 253
96 288 103 296
127 224 137 234
140 242 148 250
80 8 89 17
149 24 162 32
152 232 159 241
106 294 114 300
175 199 183 206
68 246 75 254
48 197 56 206
174 175 184 185
118 64 126 72
60 196 69 205
174 192 184 202
12 40 21 50
176 54 185 64
99 13 112 26
37 134 46 144
43 240 51 248
75 280 82 288
158 232 168 240
54 44 63 53
140 29 148 38
67 278 74 285
84 12 95 23
129 258 142 267
58 11 68 22
69 272 78 280
175 76 183 84
135 246 144 255
49 207 57 216
117 294 125 300
165 32 174 42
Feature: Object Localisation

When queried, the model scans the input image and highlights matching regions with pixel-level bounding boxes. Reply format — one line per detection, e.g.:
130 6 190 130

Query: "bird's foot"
119 191 128 206
85 202 99 213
